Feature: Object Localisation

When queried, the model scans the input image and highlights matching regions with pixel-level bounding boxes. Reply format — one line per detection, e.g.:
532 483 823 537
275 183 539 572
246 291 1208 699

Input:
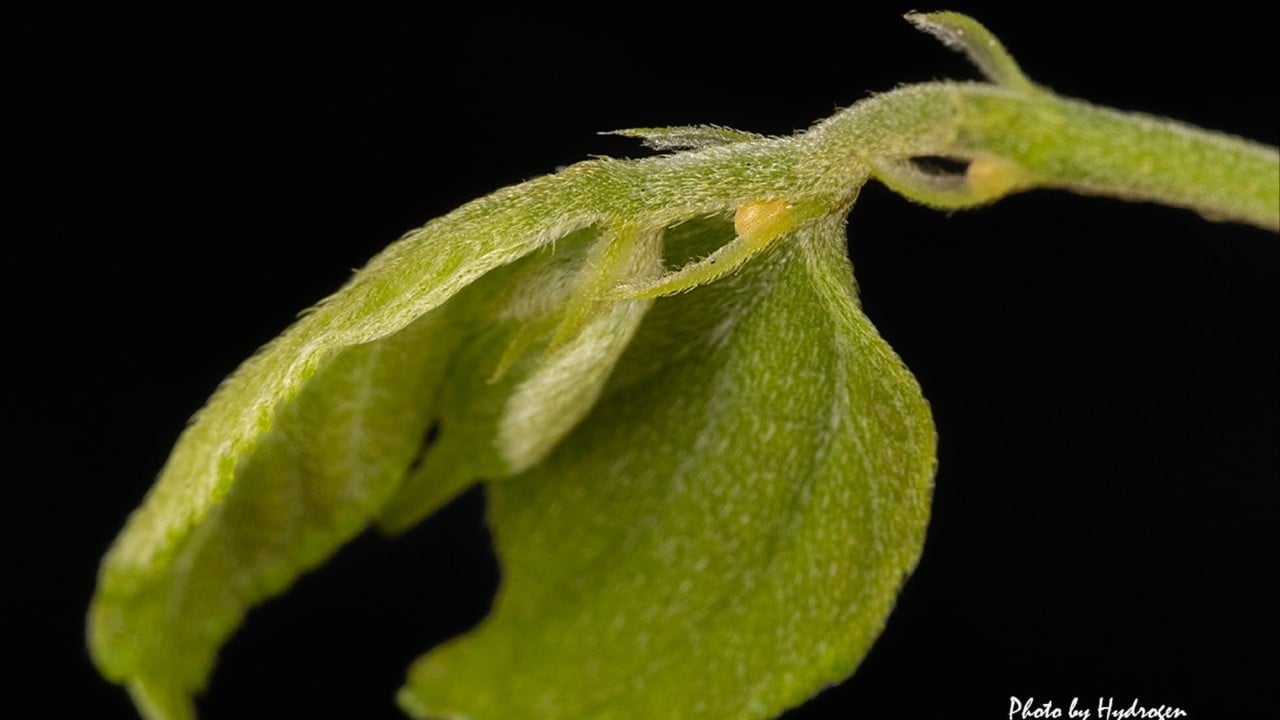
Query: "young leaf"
398 217 936 719
603 125 766 151
88 11 1279 720
87 173 606 720
88 308 456 720
904 11 1037 92
377 223 665 532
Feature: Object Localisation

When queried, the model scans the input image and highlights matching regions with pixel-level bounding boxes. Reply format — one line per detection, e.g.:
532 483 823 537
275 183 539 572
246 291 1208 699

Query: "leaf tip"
128 678 197 720
904 11 1037 92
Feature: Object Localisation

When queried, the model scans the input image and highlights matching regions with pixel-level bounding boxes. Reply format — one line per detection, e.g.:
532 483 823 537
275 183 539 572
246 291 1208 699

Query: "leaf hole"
406 420 442 475
906 155 971 178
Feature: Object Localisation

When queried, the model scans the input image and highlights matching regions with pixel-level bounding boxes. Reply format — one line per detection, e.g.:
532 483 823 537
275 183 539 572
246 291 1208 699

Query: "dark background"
13 1 1276 718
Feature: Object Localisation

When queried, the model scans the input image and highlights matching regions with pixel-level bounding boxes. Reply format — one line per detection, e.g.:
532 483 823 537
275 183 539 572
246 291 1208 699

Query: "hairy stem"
818 82 1279 231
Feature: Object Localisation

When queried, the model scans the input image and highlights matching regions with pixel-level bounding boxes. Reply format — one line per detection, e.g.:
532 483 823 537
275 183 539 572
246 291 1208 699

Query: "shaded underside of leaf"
375 224 664 531
399 216 936 719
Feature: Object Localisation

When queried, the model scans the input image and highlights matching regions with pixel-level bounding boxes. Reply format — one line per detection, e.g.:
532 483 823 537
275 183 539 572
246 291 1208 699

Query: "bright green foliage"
88 12 1280 720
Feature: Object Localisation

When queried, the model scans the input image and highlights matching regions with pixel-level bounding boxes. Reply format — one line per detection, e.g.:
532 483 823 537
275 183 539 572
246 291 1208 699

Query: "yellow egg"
733 198 792 242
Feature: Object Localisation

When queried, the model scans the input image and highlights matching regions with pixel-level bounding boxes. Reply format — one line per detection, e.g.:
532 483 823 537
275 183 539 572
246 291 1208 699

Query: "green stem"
818 83 1279 232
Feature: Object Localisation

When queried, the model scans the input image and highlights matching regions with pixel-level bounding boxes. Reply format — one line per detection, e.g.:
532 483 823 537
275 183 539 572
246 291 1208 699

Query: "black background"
14 2 1276 718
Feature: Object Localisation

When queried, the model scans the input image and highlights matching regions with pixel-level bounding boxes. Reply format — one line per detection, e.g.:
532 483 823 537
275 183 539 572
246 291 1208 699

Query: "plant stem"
818 83 1279 231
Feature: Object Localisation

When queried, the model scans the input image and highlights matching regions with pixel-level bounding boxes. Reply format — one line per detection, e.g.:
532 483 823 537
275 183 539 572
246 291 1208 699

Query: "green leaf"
87 173 606 719
377 223 665 532
397 216 936 719
88 307 457 720
89 12 1278 720
904 11 1036 92
604 125 766 151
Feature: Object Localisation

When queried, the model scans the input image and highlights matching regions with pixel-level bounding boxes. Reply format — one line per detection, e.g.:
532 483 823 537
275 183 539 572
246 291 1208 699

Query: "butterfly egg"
964 156 1025 203
734 198 793 245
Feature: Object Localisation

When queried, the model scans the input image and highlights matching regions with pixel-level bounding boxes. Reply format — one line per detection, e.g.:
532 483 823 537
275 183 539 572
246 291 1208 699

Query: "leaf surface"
88 176 605 720
89 308 457 720
399 216 936 719
377 224 664 531
88 12 1280 720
